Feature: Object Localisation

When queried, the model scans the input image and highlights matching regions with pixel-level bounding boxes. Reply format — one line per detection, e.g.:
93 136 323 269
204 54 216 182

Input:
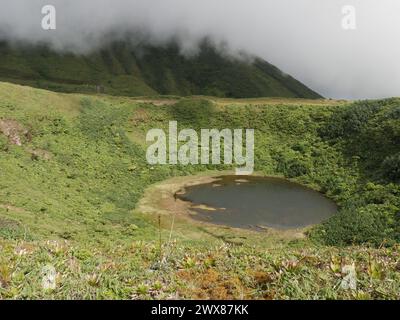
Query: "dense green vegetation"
0 41 321 99
0 82 399 299
133 97 400 246
311 99 400 245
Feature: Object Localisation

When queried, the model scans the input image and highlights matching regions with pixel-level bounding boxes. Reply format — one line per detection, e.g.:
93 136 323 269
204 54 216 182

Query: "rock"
0 119 29 146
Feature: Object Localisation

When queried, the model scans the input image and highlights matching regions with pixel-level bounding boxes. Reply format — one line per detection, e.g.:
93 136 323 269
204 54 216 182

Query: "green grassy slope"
0 41 322 99
0 82 399 299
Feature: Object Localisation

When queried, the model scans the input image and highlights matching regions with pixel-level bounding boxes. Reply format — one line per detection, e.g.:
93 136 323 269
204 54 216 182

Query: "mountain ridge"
0 40 322 99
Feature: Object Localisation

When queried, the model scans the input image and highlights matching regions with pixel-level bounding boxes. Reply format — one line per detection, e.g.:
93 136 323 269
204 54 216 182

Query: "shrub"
310 205 397 246
381 153 400 182
320 101 381 140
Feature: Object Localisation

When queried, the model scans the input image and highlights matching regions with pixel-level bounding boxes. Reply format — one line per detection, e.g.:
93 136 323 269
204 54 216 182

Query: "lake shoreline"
136 170 329 239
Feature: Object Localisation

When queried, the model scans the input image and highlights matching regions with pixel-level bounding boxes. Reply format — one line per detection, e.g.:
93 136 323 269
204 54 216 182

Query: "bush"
168 98 216 129
310 205 397 246
381 153 400 182
275 153 310 178
320 101 381 140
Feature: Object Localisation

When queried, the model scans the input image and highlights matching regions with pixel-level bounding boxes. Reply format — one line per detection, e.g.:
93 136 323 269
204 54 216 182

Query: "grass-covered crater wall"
0 82 399 247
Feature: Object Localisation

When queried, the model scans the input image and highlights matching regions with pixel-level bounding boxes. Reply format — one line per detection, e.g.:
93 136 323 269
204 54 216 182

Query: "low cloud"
0 0 399 99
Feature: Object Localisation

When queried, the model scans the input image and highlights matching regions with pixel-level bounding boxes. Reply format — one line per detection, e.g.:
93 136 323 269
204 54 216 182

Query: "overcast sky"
1 0 399 99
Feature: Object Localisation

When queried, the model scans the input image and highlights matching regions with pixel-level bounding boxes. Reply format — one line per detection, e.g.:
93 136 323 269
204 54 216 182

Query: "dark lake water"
178 176 337 230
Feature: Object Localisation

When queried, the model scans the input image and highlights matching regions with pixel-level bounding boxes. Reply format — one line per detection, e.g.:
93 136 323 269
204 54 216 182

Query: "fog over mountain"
1 0 399 99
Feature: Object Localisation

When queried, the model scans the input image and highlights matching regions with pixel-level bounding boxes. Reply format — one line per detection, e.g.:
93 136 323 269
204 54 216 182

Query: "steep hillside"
0 82 399 299
0 41 322 99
